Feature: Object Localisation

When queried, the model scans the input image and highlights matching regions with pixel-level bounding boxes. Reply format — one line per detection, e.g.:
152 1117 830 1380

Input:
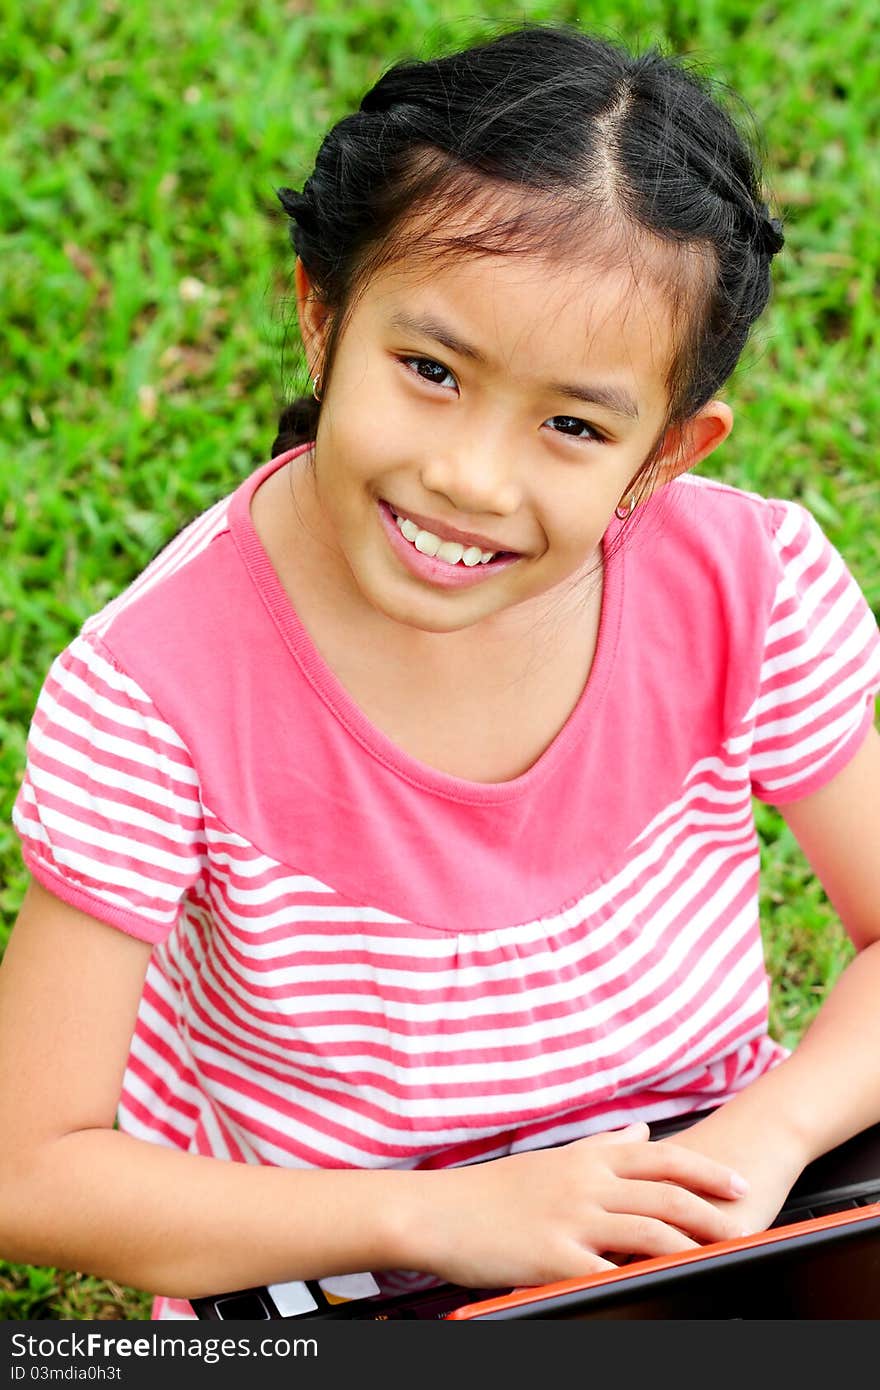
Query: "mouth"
383 503 514 561
377 499 523 587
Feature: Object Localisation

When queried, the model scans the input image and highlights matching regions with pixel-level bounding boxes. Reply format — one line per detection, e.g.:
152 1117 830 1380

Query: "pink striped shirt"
13 446 880 1319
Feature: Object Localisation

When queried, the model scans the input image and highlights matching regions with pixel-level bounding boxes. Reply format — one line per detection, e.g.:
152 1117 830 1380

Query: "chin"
369 580 492 633
382 600 482 635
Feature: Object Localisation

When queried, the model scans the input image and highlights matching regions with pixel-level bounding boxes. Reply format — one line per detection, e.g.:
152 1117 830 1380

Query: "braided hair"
272 22 784 497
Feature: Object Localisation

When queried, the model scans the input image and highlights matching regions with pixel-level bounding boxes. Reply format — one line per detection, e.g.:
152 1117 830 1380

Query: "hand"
415 1121 752 1289
652 1107 811 1240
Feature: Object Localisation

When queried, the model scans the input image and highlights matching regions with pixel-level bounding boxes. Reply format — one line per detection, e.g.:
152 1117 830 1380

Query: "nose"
419 429 521 518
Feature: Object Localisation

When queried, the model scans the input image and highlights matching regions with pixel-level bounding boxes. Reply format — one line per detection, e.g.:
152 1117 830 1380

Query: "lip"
382 500 520 557
377 500 522 589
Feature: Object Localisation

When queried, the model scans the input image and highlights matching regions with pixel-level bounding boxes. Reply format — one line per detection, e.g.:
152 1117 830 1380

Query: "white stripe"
752 704 872 792
196 1100 232 1162
622 794 754 872
757 587 873 684
63 637 190 750
763 544 845 645
185 857 759 1074
188 934 763 1146
221 873 373 906
752 646 880 737
207 885 412 933
31 799 202 877
183 889 759 1091
14 803 186 911
506 1094 728 1151
725 730 754 756
769 508 826 589
125 998 204 1110
32 685 199 788
26 721 201 816
51 659 188 749
749 699 869 774
770 500 809 553
115 1098 182 1148
204 794 755 955
122 1065 197 1132
201 823 757 994
26 761 201 845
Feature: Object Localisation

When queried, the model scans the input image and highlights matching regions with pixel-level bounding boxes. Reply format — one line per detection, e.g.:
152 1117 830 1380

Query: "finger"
587 1121 651 1147
510 1251 619 1293
613 1142 749 1199
567 1251 622 1277
604 1179 743 1244
599 1213 702 1260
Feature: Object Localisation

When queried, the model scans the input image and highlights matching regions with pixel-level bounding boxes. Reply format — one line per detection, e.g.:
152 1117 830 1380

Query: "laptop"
190 1110 880 1321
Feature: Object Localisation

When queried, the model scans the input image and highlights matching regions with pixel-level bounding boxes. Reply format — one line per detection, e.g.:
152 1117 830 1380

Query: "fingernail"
729 1173 749 1195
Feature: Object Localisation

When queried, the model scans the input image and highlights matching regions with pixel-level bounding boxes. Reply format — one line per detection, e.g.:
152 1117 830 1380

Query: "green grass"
1 0 878 1319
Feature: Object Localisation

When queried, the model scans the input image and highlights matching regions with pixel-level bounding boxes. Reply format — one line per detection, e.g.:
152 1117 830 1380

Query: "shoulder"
660 472 805 551
82 488 236 649
616 475 847 746
77 455 294 705
649 473 836 613
633 472 800 615
660 473 866 610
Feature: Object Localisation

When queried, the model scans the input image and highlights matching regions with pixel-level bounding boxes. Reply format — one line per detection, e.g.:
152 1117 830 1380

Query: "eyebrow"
387 310 641 421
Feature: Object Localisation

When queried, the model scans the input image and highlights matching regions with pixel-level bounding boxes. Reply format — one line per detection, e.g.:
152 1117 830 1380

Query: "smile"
393 510 499 566
377 500 522 589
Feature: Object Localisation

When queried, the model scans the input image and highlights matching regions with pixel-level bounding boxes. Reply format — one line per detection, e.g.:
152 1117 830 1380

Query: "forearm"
702 939 880 1163
1 1128 423 1300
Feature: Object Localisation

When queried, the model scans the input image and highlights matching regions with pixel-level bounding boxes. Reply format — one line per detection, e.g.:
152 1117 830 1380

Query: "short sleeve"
12 631 207 944
748 499 880 804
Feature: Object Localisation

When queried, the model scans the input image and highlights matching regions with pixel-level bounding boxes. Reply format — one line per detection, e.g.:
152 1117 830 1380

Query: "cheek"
549 497 612 548
334 356 411 441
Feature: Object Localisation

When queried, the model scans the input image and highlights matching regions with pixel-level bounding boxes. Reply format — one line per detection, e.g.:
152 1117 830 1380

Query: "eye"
545 415 608 445
399 356 458 391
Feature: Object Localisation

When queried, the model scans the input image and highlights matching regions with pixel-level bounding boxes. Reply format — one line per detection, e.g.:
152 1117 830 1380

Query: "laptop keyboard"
770 1191 880 1227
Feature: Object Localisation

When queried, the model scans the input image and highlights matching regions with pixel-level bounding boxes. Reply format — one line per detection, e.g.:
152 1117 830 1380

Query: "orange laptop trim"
444 1203 880 1318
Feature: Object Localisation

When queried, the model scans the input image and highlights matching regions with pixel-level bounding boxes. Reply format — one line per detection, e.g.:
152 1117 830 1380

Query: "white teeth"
413 531 441 557
436 540 466 564
394 511 498 566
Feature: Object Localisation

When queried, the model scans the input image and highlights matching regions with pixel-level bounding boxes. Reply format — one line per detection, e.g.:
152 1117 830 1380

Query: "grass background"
1 0 878 1320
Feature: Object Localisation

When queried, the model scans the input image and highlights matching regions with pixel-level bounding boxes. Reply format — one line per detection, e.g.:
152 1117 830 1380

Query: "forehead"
361 237 678 413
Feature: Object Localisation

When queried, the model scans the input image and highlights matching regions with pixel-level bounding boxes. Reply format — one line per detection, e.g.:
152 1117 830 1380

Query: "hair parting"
272 23 783 528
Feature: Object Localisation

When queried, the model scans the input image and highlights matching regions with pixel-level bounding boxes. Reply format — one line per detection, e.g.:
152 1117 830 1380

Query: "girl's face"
293 234 731 649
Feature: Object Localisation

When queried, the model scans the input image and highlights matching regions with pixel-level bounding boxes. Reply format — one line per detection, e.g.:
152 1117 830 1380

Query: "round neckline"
229 445 626 804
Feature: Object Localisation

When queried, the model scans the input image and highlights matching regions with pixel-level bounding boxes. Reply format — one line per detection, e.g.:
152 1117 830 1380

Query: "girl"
1 24 879 1323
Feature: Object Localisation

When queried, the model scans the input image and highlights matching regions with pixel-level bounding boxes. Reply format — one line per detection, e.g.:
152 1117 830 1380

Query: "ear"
294 257 333 375
652 400 734 487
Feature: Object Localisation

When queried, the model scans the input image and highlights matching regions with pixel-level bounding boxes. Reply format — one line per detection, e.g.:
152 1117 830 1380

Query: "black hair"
272 21 783 511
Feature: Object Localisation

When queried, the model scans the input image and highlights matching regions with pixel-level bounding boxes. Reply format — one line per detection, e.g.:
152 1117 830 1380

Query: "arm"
0 879 415 1299
1 880 751 1296
657 724 880 1231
